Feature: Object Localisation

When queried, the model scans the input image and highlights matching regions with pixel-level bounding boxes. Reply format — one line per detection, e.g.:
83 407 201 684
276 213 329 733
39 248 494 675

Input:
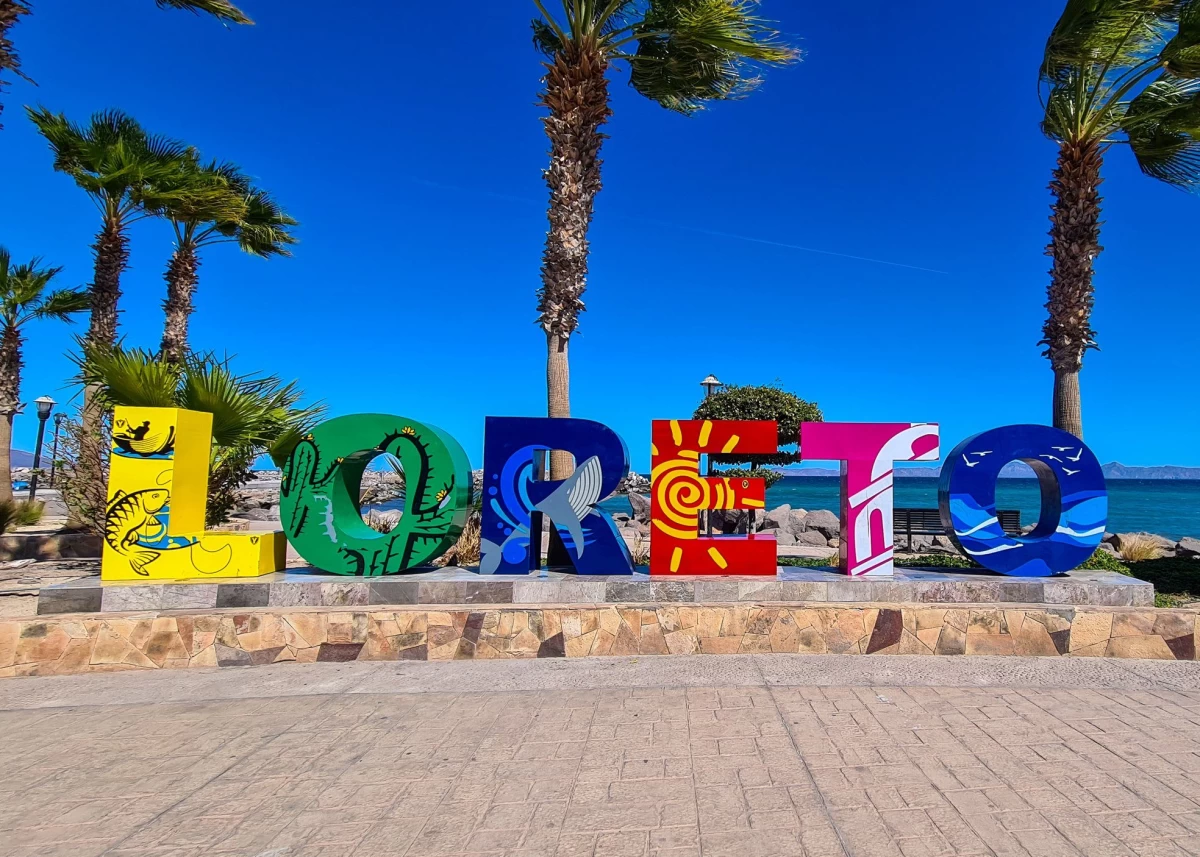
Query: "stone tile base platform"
36 566 1154 615
4 603 1197 676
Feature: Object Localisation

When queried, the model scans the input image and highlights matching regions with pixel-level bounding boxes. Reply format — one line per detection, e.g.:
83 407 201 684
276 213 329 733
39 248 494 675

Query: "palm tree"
0 248 88 501
1039 0 1200 438
26 108 198 355
25 107 200 513
151 157 297 364
77 344 322 526
0 0 250 128
531 0 798 478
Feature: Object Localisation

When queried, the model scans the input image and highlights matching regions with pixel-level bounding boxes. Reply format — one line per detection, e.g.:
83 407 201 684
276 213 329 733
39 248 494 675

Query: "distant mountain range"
778 462 1200 480
10 450 35 467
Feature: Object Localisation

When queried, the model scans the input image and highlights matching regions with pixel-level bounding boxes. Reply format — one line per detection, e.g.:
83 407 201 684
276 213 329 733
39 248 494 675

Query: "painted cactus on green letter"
279 414 471 575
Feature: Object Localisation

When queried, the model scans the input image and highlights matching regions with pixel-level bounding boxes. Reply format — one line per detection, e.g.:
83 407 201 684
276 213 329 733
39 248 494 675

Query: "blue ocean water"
598 477 1200 541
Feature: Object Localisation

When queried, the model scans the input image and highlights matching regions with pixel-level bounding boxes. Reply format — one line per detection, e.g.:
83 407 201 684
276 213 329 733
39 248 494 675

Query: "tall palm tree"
151 158 297 364
531 0 798 478
26 107 199 509
0 248 88 501
0 0 249 128
1039 0 1200 438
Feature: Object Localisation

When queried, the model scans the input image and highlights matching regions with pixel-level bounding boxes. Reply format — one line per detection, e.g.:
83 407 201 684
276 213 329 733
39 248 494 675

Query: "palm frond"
1125 74 1200 187
143 154 247 225
0 249 65 323
628 0 798 114
532 18 562 57
1163 0 1200 75
76 343 182 408
228 189 298 256
154 0 253 25
26 106 193 212
32 288 89 323
1041 0 1174 85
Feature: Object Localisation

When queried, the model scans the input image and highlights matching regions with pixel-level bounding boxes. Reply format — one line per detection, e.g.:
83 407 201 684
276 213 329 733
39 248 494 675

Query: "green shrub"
1079 548 1128 573
693 383 822 469
1124 556 1199 604
778 556 832 568
14 500 44 526
895 554 977 569
0 499 45 533
712 467 784 490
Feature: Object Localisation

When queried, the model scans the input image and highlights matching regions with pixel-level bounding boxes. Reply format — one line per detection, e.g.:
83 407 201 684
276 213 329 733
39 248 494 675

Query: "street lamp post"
49 412 66 487
699 376 722 536
28 396 55 503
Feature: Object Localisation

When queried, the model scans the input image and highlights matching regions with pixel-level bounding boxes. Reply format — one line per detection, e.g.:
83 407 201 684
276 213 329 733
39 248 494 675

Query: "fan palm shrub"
149 156 297 363
75 344 322 528
531 0 798 478
1039 0 1200 437
0 247 88 502
0 1 249 128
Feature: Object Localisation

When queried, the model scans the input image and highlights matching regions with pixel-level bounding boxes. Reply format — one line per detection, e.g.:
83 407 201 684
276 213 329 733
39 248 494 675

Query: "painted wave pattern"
949 491 1107 576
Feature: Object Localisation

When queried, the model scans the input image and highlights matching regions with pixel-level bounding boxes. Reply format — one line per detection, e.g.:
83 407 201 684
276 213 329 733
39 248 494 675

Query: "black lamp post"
28 396 55 503
699 376 722 536
49 412 66 487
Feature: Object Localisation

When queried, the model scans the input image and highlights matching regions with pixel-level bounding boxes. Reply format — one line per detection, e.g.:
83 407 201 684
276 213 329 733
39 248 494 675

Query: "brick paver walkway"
2 658 1199 856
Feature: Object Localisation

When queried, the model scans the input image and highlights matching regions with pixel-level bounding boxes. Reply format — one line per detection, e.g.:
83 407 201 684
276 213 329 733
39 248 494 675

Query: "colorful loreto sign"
100 410 1108 581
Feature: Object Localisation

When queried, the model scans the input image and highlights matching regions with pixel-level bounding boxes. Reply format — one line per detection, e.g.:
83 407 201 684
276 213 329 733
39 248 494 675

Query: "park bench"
895 507 1021 551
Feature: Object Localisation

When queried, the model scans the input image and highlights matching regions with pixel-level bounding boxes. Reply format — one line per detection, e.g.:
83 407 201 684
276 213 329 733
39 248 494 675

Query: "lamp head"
33 396 55 420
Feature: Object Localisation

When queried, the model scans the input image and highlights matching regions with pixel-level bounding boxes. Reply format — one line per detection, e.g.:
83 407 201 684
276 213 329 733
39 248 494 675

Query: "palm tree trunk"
1053 370 1083 438
74 215 128 525
0 0 30 130
0 413 12 503
160 241 198 364
87 217 128 350
537 43 610 481
546 332 573 479
1041 138 1102 440
0 327 21 503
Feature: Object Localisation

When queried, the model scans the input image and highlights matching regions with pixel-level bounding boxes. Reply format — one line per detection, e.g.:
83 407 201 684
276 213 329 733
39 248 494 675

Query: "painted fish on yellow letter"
101 406 286 581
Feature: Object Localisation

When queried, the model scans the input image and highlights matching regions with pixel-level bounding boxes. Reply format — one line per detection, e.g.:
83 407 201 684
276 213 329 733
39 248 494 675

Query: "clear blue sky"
3 1 1197 471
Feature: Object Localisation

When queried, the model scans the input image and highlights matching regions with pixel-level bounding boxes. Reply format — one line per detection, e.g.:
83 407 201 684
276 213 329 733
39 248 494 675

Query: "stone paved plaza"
2 655 1199 857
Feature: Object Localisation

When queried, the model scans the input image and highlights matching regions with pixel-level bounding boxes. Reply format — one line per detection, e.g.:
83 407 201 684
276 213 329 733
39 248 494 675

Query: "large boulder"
761 527 796 546
711 509 750 534
795 530 830 547
623 519 650 537
786 509 809 537
932 534 961 554
762 504 792 531
238 507 280 522
627 493 650 523
898 534 934 554
1176 537 1200 558
804 509 841 540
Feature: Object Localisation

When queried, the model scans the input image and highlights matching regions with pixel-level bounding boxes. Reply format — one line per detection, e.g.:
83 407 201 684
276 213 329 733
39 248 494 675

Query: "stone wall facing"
3 603 1198 677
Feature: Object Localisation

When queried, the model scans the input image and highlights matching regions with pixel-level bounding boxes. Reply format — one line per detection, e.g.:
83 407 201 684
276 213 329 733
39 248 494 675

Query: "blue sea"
597 477 1200 541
